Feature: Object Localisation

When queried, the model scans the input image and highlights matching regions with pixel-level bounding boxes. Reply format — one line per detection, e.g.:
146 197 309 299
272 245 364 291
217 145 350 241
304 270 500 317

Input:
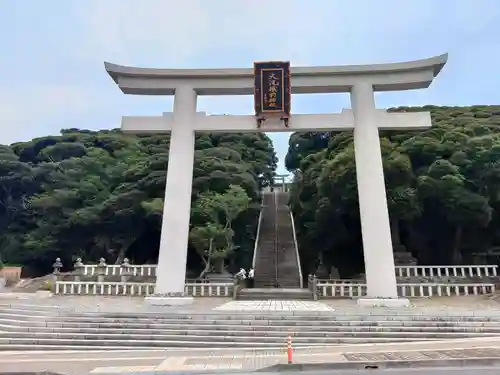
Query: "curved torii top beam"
104 53 448 96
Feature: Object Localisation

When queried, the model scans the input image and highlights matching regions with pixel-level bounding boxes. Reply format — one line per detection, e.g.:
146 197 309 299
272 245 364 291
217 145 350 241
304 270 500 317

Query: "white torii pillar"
105 54 447 307
151 87 197 303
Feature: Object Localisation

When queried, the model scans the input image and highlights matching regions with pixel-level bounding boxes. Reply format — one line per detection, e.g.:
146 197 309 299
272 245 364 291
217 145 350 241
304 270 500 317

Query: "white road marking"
91 365 156 373
91 357 242 373
154 356 187 371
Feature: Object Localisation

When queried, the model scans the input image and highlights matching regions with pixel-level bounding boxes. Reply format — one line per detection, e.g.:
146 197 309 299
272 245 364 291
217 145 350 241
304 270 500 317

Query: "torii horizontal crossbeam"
105 54 448 96
121 109 432 134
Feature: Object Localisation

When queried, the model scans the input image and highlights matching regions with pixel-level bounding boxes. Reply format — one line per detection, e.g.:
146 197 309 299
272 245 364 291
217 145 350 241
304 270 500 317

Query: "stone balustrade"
82 263 156 277
55 279 495 299
54 281 234 297
52 258 500 299
395 265 498 278
315 281 496 298
77 263 498 279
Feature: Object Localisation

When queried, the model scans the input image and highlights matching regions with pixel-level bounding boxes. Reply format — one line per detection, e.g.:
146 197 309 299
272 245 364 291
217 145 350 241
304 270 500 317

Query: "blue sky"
1 0 499 173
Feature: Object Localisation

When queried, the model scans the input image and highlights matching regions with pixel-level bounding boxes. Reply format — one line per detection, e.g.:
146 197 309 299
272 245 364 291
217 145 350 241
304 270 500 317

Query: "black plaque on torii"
254 61 291 128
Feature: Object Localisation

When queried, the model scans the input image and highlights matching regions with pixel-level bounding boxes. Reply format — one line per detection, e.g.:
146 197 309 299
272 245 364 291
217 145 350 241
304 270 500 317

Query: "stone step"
237 295 312 301
0 304 497 316
0 330 493 340
236 288 312 300
3 310 500 322
0 334 447 346
254 192 301 288
0 337 431 350
6 318 500 329
4 324 500 334
237 297 311 301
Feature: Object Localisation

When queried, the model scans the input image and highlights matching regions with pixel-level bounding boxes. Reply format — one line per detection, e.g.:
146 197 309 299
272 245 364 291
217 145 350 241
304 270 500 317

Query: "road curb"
258 357 500 371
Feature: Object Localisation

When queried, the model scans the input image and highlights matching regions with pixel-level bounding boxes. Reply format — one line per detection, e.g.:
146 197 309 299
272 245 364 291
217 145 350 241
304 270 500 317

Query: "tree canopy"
0 130 277 276
3 105 500 279
286 105 500 277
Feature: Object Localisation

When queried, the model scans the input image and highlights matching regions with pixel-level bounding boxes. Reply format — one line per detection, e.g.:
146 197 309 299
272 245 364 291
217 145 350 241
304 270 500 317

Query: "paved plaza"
213 300 335 312
3 294 500 314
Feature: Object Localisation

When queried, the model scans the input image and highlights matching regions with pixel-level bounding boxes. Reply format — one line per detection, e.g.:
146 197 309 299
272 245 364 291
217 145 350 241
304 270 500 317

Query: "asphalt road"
1 350 500 375
0 350 165 375
1 366 500 375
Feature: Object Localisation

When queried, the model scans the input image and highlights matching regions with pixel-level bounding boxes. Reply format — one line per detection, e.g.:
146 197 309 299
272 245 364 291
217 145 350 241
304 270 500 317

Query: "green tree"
190 185 251 277
0 129 275 275
288 105 500 276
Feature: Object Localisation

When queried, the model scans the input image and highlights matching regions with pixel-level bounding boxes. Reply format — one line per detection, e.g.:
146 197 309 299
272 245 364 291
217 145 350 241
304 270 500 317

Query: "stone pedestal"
314 262 329 278
394 245 418 265
205 272 233 283
329 266 340 279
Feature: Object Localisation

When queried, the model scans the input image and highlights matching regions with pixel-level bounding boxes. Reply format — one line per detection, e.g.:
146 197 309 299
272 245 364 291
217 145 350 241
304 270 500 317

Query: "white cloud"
0 86 92 144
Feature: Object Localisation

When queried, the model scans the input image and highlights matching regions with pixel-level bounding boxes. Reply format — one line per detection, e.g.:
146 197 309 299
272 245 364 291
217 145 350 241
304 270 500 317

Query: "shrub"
41 279 53 291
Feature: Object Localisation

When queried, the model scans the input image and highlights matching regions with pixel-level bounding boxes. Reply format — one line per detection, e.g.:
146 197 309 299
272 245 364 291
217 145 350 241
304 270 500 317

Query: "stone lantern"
73 257 84 282
52 257 63 282
96 258 107 283
120 258 132 283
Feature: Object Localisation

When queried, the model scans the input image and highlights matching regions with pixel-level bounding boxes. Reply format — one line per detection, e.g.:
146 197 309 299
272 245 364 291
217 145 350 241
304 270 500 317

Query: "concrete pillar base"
357 298 410 308
144 295 194 306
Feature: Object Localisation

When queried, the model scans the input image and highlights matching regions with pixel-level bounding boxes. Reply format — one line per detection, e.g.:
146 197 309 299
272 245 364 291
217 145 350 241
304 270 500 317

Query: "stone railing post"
73 257 84 281
97 258 107 283
52 257 63 282
232 277 239 300
308 274 318 300
121 258 132 283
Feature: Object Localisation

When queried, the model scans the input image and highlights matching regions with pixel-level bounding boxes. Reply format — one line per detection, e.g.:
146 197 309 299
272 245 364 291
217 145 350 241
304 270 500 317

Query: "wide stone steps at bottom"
0 330 491 341
3 325 500 335
2 308 500 349
5 317 500 328
4 309 500 323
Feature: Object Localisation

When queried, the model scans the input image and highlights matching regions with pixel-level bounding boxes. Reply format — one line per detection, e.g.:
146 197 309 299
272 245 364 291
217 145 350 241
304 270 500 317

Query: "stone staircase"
253 192 278 288
1 304 500 350
253 191 301 289
276 192 302 288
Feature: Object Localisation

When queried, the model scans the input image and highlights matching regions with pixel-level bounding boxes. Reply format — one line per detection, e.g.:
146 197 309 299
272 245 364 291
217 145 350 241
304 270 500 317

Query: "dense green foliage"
0 130 277 276
3 105 500 279
286 106 500 277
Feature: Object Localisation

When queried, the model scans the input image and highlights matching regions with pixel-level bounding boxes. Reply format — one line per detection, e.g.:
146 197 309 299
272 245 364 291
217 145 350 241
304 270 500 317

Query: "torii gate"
105 54 448 307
